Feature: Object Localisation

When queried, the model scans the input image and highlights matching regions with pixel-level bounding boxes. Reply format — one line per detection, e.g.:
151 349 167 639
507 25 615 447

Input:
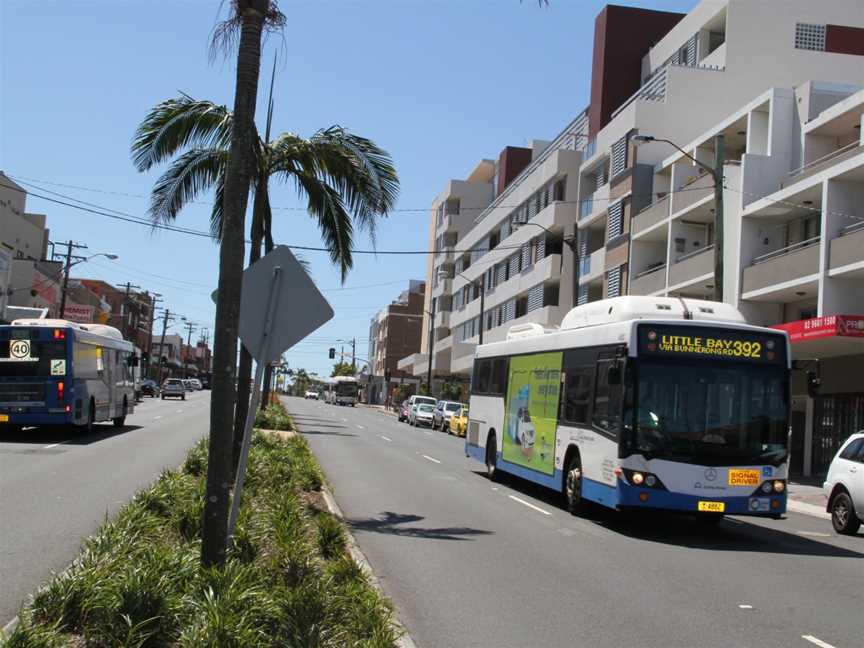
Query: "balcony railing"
676 243 714 263
752 237 820 265
579 198 593 220
633 263 667 280
633 194 670 235
790 140 861 178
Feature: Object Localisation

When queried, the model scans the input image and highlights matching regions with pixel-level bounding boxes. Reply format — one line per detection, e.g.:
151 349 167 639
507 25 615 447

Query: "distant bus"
466 296 791 522
0 319 137 432
324 376 359 406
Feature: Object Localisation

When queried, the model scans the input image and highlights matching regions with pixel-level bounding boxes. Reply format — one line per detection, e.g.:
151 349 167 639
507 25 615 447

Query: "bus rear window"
0 341 67 377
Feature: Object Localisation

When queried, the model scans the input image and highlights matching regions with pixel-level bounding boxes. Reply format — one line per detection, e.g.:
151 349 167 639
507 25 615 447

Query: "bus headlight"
645 475 656 487
632 472 645 485
621 469 666 490
760 482 773 494
773 480 785 493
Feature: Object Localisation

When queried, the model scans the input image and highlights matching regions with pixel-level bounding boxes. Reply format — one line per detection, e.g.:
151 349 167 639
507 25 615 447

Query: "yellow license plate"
728 469 760 487
698 501 725 513
0 414 8 423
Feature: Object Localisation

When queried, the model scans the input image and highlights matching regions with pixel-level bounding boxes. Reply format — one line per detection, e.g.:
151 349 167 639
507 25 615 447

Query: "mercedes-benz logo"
705 468 718 482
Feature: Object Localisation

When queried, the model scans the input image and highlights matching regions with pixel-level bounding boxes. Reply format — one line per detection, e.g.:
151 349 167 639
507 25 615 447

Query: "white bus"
324 376 359 406
0 319 137 432
466 296 791 521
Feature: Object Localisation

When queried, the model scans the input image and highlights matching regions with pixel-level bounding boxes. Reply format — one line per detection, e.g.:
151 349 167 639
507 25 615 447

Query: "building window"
515 296 528 319
606 266 621 298
794 23 826 51
610 136 629 179
554 178 566 202
607 201 624 241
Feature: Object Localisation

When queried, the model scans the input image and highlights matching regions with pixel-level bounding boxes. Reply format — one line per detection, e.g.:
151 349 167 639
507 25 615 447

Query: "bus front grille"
0 383 46 403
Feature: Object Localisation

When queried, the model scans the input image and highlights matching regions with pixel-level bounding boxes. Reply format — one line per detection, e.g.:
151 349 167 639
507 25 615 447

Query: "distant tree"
331 362 355 377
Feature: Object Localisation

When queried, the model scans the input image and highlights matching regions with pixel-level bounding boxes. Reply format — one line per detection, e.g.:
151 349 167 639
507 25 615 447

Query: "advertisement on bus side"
502 351 562 475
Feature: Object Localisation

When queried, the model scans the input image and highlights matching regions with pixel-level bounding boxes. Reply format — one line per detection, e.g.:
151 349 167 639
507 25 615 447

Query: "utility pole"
118 282 141 340
156 309 174 382
56 240 88 318
146 294 163 377
713 134 725 303
351 338 356 373
426 297 436 395
182 320 197 379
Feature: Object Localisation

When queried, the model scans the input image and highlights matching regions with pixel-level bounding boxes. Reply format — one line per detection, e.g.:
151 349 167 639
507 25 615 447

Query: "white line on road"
380 435 392 442
154 416 163 420
802 635 837 648
43 442 67 449
176 410 183 413
508 495 551 516
422 454 441 464
738 604 753 610
424 430 432 436
797 530 831 538
356 425 365 429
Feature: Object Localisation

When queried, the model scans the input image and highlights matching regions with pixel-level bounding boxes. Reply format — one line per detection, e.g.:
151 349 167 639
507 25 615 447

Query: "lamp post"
510 221 581 306
633 133 725 302
52 248 119 318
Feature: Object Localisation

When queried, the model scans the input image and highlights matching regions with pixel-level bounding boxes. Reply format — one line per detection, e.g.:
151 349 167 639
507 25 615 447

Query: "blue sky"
1 0 695 378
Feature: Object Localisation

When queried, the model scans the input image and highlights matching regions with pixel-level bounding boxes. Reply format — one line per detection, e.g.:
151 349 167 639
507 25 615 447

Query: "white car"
824 432 864 535
305 390 319 400
188 378 202 391
411 403 435 427
516 407 536 449
400 395 436 423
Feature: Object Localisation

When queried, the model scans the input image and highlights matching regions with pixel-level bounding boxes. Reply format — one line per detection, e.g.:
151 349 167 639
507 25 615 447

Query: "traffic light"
328 347 336 359
806 371 821 398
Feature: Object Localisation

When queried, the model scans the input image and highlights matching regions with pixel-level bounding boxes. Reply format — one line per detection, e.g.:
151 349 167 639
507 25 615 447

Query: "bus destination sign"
638 325 786 364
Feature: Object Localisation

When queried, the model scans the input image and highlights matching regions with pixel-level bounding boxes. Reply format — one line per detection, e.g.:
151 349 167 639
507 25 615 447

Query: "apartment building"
630 80 864 476
367 280 425 404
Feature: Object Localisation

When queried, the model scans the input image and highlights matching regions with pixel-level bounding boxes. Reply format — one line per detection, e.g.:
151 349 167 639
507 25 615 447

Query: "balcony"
434 308 450 329
785 143 864 188
630 264 666 295
829 223 864 274
671 172 714 216
579 248 605 282
579 182 610 222
742 239 821 295
668 246 713 288
633 195 670 236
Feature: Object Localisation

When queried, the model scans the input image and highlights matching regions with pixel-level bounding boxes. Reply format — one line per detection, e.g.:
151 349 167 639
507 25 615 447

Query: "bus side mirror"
806 371 820 398
608 365 622 386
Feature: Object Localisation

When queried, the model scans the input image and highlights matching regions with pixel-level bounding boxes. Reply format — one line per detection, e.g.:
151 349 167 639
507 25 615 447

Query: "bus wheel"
79 400 95 435
113 398 127 428
564 453 587 516
485 433 498 481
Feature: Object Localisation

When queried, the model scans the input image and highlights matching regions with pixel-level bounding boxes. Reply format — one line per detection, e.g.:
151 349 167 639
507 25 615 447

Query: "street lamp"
633 133 725 302
56 251 119 318
510 220 583 309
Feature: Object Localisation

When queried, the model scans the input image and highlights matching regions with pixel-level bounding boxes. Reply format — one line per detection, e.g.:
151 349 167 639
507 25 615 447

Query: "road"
0 391 210 626
285 396 863 648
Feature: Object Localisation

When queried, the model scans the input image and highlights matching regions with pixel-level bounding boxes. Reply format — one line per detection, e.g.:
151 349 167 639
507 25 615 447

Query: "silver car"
411 403 435 427
162 378 186 400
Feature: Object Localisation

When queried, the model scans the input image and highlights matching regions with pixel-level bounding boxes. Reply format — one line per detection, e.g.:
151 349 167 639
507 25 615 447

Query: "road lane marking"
43 442 67 449
356 425 365 429
738 604 753 610
424 430 432 435
154 416 163 420
508 495 551 516
422 454 441 464
802 635 837 648
380 435 392 442
797 530 831 538
176 410 183 413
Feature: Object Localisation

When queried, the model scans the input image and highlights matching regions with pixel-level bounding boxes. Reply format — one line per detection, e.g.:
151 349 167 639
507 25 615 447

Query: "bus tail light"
65 405 71 413
53 329 66 340
57 381 65 401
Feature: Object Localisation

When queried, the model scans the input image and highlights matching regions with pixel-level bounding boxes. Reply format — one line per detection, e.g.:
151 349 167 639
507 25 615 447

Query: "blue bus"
0 319 136 432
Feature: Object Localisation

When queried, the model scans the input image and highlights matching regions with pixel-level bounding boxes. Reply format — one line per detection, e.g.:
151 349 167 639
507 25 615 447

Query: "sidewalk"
358 402 830 520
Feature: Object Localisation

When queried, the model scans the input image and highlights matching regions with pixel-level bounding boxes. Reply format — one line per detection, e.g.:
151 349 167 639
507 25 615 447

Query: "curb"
320 485 419 648
786 498 831 520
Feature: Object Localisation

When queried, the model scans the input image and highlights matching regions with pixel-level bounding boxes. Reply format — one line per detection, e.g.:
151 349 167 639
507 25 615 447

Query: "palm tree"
132 95 398 476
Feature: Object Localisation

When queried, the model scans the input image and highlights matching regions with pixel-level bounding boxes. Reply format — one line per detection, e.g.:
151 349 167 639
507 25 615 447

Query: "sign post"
225 246 333 539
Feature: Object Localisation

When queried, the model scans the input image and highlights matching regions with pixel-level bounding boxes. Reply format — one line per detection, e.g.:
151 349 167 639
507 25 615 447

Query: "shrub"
316 514 346 560
254 403 293 431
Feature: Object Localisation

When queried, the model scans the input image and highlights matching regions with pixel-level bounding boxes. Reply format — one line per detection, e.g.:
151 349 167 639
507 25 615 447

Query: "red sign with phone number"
771 315 864 342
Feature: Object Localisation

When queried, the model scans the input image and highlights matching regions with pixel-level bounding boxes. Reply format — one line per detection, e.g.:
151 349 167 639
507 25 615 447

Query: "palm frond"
289 171 354 281
131 96 232 172
209 0 287 63
149 147 228 225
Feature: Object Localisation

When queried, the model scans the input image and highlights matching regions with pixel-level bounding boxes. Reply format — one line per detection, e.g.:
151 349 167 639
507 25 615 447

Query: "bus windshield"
336 382 358 397
625 360 788 466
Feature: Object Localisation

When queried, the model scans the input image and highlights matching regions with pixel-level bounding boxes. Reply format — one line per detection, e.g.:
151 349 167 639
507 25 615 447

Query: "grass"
4 402 400 648
255 403 294 431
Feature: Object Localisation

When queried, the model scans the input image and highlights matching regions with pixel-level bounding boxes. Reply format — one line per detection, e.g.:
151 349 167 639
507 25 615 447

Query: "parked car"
162 378 186 400
305 390 319 400
140 379 160 398
449 406 469 437
824 431 864 535
399 395 436 423
433 401 463 431
411 403 435 427
188 378 203 391
181 379 195 392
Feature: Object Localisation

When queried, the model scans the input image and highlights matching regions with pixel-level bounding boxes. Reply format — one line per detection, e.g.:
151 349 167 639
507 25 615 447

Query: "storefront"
772 315 864 477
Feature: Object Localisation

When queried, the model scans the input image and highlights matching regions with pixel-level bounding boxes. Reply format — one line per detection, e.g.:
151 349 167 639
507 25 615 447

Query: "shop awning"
771 315 864 359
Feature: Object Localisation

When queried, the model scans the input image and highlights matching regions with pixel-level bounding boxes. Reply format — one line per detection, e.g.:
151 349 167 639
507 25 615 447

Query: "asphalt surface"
0 391 210 626
285 396 863 648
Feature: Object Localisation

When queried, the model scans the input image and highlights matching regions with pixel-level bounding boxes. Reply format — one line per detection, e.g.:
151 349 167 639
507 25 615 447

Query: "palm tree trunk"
233 176 266 474
202 0 267 568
